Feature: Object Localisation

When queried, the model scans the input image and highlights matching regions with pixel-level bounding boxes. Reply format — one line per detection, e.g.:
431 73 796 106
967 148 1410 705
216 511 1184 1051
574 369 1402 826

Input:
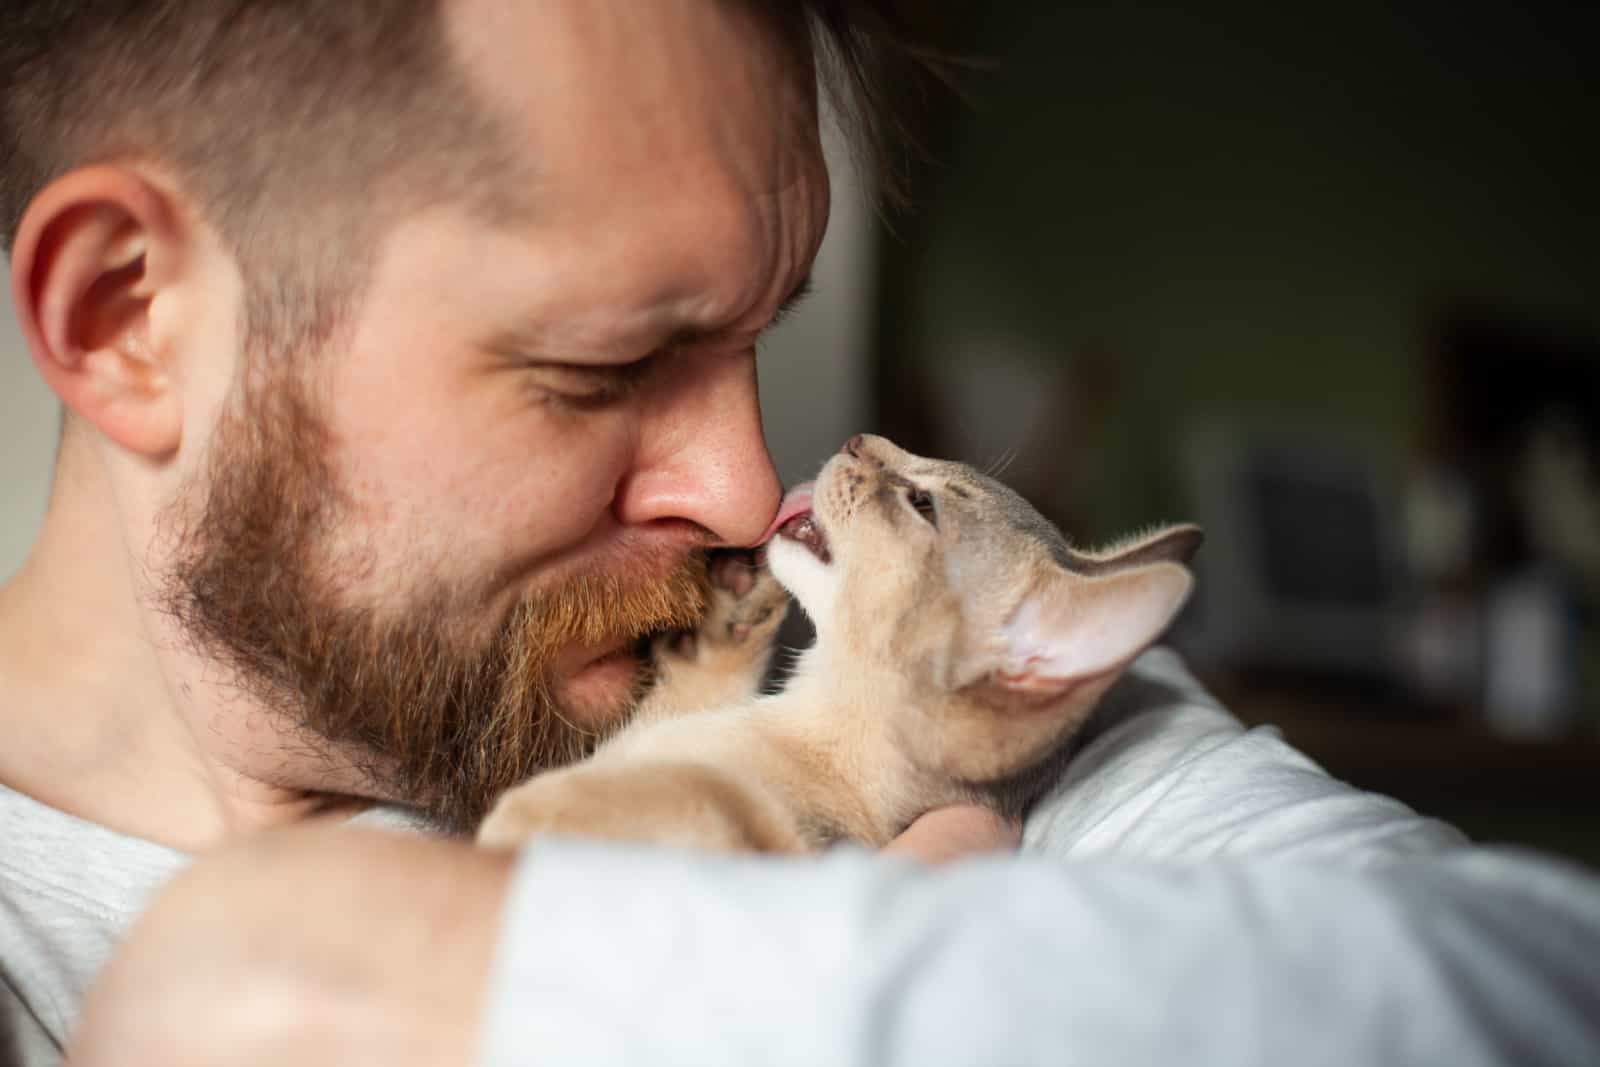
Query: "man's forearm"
64 804 1015 1067
477 840 1600 1067
68 824 1600 1067
68 826 513 1067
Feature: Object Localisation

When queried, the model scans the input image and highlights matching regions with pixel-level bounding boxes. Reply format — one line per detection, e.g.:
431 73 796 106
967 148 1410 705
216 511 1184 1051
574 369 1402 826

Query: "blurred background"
857 0 1599 864
2 0 1594 862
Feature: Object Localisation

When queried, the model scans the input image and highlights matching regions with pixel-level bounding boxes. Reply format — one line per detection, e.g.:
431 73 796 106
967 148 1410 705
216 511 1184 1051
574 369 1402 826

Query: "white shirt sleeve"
1024 648 1468 864
476 649 1600 1067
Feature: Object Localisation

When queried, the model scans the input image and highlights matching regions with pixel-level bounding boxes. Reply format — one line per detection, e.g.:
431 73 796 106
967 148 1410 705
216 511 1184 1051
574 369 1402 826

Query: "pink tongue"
759 482 815 545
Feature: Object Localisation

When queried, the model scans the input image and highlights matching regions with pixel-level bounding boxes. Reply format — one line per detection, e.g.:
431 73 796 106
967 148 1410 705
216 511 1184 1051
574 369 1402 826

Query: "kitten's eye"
906 485 938 527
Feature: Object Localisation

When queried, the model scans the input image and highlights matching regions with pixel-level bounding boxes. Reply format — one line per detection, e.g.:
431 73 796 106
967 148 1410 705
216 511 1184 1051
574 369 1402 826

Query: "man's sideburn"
159 363 711 832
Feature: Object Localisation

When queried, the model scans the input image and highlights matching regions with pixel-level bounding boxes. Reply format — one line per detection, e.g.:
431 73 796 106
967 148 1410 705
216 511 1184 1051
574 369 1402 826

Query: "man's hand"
68 809 1018 1066
883 805 1022 864
67 825 514 1067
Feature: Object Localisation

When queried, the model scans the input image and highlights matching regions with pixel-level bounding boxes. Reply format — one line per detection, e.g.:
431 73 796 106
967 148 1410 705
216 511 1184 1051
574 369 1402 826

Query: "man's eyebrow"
663 273 815 349
490 273 816 363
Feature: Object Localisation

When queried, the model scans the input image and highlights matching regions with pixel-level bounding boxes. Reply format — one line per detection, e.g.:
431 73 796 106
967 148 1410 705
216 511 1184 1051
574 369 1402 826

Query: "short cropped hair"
0 1 919 352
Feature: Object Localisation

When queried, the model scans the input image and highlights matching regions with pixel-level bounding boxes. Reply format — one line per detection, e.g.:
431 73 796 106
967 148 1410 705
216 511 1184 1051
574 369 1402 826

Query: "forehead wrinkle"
627 162 828 354
487 264 816 366
672 149 828 328
450 0 816 186
447 0 828 364
730 163 827 323
661 270 816 349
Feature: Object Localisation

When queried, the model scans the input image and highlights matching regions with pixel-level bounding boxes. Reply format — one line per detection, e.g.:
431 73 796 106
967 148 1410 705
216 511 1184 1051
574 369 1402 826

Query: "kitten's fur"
478 435 1200 853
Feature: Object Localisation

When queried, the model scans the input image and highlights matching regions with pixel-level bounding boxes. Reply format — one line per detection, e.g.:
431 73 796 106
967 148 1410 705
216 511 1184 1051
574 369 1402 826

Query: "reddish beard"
159 368 710 833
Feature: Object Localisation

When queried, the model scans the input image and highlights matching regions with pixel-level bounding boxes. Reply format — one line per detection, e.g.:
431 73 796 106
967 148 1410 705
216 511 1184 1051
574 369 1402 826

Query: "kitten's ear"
1067 523 1203 575
981 563 1193 699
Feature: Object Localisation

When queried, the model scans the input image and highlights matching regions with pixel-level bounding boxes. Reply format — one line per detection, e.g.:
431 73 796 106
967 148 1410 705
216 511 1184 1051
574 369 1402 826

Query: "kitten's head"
766 434 1201 783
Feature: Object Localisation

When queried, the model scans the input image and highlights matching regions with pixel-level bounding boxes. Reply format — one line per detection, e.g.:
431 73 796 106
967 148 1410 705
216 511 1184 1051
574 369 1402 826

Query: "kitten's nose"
842 433 893 461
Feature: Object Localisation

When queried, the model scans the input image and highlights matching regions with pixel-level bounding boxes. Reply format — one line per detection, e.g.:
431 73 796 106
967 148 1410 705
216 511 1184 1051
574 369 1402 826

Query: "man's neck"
0 437 368 851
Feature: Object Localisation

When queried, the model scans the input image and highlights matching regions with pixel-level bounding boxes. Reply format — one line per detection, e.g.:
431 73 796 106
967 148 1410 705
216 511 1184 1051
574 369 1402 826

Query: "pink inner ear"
992 662 1094 699
990 640 1111 701
996 564 1193 691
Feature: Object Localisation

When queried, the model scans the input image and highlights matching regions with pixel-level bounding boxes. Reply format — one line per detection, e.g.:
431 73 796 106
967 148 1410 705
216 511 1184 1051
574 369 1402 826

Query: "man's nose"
613 352 782 547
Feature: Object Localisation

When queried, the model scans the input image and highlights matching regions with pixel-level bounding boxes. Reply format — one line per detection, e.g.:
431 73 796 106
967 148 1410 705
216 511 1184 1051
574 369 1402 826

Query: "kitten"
478 434 1201 853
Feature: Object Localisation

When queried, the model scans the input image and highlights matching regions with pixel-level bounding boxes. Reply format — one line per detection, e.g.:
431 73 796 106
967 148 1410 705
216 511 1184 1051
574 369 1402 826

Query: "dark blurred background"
860 0 1599 863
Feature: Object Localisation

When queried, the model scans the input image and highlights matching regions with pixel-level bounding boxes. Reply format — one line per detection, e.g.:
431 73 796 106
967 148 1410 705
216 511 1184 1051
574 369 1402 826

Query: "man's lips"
555 634 637 676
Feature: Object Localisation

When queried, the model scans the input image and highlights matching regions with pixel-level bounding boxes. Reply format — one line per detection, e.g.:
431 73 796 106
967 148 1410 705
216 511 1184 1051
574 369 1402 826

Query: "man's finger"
882 805 1021 864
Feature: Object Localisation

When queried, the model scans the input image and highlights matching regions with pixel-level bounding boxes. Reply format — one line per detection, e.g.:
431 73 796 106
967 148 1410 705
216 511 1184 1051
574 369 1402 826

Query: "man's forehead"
427 0 829 361
445 0 819 185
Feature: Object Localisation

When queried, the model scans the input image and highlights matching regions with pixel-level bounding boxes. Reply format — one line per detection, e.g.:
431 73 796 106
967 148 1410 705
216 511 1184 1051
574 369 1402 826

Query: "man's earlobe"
10 166 190 460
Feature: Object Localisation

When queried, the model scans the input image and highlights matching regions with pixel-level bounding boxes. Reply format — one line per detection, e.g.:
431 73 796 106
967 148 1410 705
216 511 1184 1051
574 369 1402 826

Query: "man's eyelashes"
530 361 652 409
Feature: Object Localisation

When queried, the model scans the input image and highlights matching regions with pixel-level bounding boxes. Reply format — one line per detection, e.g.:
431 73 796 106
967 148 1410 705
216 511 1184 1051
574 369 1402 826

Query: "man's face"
164 0 829 830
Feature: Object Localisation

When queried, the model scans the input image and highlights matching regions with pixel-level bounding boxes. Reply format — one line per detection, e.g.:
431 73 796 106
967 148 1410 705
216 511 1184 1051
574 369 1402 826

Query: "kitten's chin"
766 537 836 626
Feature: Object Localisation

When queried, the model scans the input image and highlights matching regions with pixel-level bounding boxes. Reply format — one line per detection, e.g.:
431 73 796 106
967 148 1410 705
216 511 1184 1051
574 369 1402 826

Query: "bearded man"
3 3 1599 1066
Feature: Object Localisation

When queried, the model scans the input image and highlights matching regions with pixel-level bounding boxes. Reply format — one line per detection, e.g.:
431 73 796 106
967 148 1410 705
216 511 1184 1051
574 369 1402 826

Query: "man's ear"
10 165 191 459
974 562 1194 700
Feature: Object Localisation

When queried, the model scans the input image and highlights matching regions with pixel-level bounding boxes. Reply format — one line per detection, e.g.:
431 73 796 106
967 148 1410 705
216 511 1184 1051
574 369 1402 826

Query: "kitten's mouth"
763 482 832 564
779 511 831 564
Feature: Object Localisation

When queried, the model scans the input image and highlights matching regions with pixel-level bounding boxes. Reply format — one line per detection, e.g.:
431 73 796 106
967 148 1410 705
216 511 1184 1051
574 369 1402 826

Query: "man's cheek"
509 444 631 541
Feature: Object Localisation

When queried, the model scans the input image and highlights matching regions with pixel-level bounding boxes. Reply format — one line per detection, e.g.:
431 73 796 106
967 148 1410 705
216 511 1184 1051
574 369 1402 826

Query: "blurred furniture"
1176 422 1405 690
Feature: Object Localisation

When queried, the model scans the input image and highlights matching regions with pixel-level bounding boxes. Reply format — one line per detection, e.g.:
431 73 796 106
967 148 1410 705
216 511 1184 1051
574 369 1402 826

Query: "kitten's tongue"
759 482 815 545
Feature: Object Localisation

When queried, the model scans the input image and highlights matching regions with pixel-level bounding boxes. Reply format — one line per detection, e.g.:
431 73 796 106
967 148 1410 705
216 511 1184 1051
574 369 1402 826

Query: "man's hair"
0 0 920 352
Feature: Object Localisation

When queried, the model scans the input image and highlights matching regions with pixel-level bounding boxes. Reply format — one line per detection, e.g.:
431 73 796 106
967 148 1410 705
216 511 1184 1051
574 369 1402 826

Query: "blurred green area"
873 0 1599 865
898 0 1596 541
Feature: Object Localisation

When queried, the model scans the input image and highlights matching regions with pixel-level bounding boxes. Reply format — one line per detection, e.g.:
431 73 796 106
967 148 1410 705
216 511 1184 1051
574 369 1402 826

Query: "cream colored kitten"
478 434 1200 853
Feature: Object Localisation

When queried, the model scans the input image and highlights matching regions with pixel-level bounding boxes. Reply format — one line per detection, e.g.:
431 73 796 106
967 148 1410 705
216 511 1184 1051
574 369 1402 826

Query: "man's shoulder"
0 781 187 907
348 803 447 837
1 781 189 1058
1024 648 1469 864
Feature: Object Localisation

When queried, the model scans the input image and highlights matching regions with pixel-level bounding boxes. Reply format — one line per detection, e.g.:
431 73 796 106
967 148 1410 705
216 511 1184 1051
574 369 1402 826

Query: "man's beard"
158 368 710 833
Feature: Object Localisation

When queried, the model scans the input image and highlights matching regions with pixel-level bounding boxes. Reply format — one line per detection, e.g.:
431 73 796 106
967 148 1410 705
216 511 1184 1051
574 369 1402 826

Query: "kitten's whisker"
984 443 1021 480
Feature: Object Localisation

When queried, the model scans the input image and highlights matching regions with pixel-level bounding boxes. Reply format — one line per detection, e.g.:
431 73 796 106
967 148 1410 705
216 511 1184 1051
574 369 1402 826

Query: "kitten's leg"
476 554 791 853
477 758 804 853
638 550 789 720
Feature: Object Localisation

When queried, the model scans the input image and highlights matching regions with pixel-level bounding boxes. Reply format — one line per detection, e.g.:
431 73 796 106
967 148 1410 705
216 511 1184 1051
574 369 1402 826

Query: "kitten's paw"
645 549 789 715
477 762 803 853
478 771 621 850
681 549 789 654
